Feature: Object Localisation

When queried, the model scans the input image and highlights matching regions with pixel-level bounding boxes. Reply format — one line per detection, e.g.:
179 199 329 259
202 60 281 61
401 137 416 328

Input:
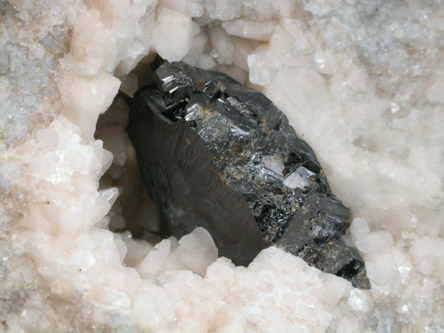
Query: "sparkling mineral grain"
128 61 369 288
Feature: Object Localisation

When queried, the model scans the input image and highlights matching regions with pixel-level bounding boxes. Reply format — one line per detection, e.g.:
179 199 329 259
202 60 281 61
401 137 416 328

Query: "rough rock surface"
129 61 369 288
0 0 443 331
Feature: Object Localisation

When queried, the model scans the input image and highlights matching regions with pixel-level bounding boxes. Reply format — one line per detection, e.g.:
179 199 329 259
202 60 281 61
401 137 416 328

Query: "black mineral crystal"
128 61 370 288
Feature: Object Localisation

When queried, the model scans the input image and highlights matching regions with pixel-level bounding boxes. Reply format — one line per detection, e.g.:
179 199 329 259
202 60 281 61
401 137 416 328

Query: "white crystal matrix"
0 0 443 331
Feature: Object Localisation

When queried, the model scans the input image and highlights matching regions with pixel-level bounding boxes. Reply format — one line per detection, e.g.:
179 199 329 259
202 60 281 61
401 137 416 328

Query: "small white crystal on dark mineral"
128 61 369 288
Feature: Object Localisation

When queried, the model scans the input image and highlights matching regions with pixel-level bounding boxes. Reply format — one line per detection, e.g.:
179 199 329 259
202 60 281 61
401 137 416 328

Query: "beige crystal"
0 0 443 331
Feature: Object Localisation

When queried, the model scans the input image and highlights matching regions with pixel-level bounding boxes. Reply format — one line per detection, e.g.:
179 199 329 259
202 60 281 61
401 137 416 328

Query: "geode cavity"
128 61 369 288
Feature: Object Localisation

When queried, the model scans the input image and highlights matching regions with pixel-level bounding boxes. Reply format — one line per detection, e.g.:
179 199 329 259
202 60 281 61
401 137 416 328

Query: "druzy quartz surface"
128 61 369 288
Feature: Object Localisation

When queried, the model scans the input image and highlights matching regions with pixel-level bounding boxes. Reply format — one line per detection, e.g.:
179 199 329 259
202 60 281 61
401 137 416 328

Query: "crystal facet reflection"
128 61 369 288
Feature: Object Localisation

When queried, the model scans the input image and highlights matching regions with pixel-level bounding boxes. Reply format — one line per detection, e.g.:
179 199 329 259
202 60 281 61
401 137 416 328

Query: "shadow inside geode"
94 53 165 246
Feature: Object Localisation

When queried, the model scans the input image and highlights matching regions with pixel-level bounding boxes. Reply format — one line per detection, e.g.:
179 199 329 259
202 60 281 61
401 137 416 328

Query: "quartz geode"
128 61 369 288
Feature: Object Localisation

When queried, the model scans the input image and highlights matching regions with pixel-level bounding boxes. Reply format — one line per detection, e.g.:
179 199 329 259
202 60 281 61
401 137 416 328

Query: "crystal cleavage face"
127 61 369 288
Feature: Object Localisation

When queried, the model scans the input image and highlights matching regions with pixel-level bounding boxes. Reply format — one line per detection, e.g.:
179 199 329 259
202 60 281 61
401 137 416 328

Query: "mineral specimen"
128 61 369 288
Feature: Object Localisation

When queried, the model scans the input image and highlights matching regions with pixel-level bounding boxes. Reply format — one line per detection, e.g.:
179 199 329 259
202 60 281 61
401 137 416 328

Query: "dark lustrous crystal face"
127 61 369 288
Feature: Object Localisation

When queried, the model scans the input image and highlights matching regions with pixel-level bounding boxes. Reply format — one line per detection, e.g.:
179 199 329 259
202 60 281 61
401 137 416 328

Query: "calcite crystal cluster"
1 0 444 331
128 61 369 288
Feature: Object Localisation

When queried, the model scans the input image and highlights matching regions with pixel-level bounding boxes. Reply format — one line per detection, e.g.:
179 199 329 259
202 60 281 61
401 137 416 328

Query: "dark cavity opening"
94 54 164 244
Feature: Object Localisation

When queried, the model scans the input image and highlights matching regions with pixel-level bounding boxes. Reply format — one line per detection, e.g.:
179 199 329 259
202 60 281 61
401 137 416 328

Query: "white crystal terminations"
0 0 443 331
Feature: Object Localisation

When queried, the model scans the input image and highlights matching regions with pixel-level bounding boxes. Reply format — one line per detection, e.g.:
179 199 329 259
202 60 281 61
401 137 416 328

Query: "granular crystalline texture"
128 61 369 288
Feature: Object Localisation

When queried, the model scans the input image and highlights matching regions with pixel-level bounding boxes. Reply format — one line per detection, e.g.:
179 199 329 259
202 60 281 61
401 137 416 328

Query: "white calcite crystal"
152 6 193 61
0 0 443 332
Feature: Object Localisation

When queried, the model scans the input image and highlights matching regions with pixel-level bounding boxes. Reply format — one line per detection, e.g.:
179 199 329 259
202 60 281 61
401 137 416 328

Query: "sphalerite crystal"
128 61 370 288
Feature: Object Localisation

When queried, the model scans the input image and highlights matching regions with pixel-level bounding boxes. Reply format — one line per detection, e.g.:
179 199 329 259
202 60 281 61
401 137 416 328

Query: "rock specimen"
128 61 369 288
